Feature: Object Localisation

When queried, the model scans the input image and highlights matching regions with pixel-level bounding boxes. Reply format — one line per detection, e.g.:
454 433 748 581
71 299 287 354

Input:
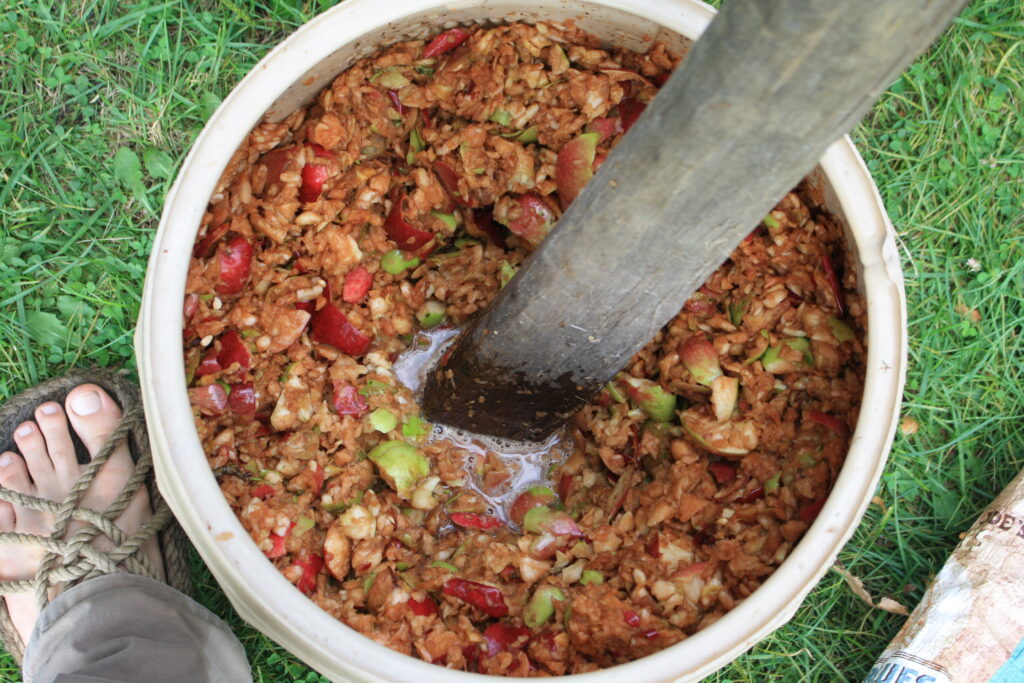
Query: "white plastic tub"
136 1 907 680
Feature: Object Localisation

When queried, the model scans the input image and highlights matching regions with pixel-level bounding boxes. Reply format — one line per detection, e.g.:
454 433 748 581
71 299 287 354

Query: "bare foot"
0 384 164 645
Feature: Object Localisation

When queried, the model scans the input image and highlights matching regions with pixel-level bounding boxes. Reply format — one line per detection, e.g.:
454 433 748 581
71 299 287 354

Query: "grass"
0 0 1021 680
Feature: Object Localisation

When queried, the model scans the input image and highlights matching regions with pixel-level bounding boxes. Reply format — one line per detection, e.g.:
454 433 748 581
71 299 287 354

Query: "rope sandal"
0 369 192 664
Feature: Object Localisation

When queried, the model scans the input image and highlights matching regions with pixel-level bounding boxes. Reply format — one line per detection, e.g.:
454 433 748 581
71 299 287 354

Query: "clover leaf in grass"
113 146 146 196
1 239 23 266
143 147 175 180
957 319 978 339
987 82 1008 111
100 304 126 326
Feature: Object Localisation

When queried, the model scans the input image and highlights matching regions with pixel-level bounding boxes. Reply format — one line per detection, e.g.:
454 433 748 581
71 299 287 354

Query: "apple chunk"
679 336 722 386
585 117 622 143
681 408 758 458
555 132 599 209
494 193 556 246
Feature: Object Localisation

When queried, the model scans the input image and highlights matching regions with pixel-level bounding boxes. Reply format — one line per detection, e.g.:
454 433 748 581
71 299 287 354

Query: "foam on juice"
425 424 572 525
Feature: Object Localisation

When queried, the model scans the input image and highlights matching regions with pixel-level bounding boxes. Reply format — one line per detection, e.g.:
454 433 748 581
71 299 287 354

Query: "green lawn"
1 0 1021 681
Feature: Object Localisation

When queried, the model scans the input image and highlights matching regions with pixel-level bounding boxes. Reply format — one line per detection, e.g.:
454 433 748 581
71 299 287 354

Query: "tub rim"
136 0 906 680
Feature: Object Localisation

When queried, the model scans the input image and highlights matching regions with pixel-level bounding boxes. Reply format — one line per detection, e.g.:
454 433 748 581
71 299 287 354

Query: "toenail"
16 424 33 437
40 403 60 416
70 391 102 416
0 453 11 469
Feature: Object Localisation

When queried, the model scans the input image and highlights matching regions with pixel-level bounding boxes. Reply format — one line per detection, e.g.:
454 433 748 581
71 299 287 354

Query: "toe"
34 401 81 490
65 384 135 509
0 450 33 495
65 385 127 462
63 385 160 578
12 421 54 483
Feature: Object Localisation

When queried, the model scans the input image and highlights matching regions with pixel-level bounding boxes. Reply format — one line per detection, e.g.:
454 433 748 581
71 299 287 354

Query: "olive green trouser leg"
21 574 252 683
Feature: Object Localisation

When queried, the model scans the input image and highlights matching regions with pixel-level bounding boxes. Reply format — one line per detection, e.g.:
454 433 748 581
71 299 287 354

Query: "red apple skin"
555 132 599 209
586 117 622 143
494 194 556 246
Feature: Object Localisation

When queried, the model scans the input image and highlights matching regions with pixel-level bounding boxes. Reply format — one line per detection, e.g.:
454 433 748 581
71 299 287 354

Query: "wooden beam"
422 0 967 441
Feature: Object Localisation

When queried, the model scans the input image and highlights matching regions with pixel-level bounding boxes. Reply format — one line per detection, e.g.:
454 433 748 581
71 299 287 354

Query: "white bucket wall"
136 1 907 680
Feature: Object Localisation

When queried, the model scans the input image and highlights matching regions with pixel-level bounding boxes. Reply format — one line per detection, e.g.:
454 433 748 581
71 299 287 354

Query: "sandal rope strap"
0 404 173 612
